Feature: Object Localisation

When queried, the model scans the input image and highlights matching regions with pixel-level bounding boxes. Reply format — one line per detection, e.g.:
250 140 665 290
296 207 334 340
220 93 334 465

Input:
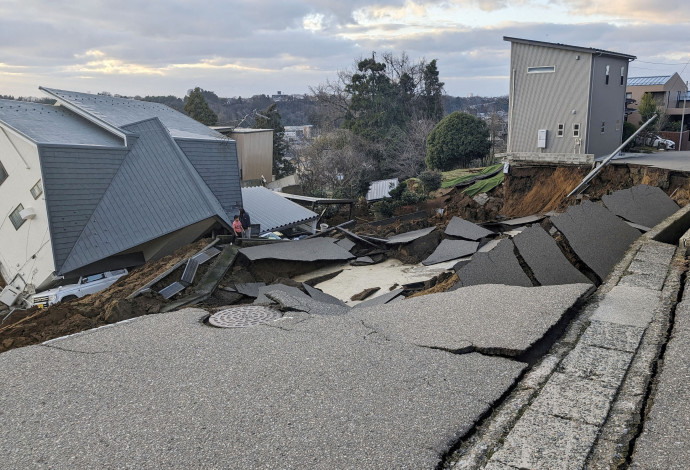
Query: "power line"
636 60 688 66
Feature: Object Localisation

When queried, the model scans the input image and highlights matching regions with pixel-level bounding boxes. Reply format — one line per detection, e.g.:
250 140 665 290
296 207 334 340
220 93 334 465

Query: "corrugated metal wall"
587 56 629 157
509 42 591 155
231 130 273 182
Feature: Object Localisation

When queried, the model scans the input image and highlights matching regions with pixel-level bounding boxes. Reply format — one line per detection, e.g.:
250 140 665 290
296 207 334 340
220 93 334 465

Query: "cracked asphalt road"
0 283 591 469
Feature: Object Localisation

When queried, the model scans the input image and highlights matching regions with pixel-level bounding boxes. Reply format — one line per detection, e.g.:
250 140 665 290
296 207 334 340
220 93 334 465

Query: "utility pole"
680 81 687 151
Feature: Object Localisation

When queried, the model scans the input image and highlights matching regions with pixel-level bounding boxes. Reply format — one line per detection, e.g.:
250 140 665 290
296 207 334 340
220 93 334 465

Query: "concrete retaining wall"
500 152 594 165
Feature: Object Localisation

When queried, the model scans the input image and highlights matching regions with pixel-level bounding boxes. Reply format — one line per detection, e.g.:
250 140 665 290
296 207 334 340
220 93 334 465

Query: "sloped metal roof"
46 117 232 275
627 76 672 86
366 178 399 201
40 87 226 141
504 37 636 60
0 99 123 146
241 186 318 233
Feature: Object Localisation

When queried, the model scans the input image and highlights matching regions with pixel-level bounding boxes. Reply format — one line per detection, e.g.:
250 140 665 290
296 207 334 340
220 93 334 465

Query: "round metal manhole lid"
208 305 282 328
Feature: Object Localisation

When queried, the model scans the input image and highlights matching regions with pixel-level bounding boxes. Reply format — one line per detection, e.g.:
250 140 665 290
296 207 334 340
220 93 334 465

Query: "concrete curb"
447 204 690 469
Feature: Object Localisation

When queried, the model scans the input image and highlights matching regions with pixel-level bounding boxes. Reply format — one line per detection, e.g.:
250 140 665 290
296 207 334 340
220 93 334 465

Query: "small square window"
30 180 43 199
0 161 7 186
557 123 564 137
573 123 580 137
9 204 25 230
601 121 606 133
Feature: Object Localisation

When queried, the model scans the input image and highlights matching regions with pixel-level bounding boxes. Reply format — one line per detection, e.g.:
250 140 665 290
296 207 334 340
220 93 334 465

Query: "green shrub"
417 170 443 192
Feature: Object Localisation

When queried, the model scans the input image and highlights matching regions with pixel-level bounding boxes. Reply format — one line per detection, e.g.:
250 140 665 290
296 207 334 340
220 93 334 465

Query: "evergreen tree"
184 87 218 126
343 56 406 142
426 112 491 170
421 59 444 121
254 104 293 178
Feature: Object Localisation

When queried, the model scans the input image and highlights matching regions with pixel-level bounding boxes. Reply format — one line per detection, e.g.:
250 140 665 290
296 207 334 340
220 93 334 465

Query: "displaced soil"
0 239 213 353
3 161 690 354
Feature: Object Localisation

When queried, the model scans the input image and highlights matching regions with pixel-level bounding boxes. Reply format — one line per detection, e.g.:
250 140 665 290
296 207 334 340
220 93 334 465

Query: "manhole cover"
208 305 282 328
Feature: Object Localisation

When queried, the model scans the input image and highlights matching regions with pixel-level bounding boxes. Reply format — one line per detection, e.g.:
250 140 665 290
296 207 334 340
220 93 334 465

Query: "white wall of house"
0 127 56 292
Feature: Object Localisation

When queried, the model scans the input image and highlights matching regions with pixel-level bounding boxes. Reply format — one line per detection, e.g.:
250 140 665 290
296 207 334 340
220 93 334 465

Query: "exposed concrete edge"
597 203 690 295
445 206 690 469
585 245 685 468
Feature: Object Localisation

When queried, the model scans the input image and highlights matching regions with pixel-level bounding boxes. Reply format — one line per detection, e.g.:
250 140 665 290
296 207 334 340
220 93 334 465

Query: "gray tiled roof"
0 99 123 146
53 118 231 274
241 186 318 233
627 76 672 86
40 87 225 141
177 139 242 216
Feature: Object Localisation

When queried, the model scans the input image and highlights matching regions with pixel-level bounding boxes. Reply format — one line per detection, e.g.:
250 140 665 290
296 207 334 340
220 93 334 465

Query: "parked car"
29 269 128 308
636 134 675 149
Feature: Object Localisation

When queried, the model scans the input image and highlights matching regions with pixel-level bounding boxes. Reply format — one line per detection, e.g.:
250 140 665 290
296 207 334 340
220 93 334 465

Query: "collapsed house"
0 88 243 304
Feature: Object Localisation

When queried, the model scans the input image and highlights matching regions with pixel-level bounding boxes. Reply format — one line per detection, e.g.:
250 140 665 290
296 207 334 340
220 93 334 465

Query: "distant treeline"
1 91 508 127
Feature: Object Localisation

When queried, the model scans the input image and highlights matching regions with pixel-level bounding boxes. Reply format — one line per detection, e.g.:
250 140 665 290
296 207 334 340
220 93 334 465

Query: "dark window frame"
9 204 25 230
0 160 7 186
30 180 43 199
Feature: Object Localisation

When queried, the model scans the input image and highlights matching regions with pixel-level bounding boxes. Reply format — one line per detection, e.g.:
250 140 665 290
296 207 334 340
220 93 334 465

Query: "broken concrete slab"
354 283 592 355
239 237 355 262
233 282 266 298
422 239 479 266
353 288 404 309
588 285 661 328
498 214 545 227
550 200 640 281
477 238 501 253
334 238 356 251
302 283 347 306
513 225 592 286
385 226 437 245
266 290 351 316
602 184 679 229
351 256 374 266
489 409 599 469
453 239 533 288
254 284 311 305
0 308 526 469
530 372 617 426
445 216 494 240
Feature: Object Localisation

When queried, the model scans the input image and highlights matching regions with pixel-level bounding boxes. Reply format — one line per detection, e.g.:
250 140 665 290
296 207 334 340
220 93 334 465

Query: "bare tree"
393 117 436 179
294 129 372 198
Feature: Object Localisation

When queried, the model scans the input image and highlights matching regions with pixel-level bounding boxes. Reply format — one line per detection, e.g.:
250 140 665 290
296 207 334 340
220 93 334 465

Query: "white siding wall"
0 128 55 290
509 43 592 155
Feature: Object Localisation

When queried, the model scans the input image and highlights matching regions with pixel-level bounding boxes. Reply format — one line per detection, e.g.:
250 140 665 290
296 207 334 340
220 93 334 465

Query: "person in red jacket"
232 215 243 242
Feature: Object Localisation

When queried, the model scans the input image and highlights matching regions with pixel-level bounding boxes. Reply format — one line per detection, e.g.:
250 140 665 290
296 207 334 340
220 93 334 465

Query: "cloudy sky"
1 0 688 99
